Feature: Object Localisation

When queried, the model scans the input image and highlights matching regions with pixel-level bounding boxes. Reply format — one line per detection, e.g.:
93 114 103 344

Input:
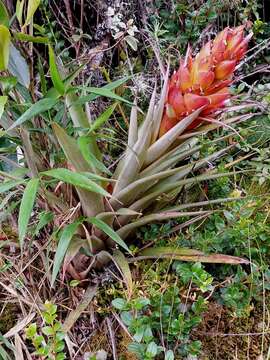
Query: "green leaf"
25 323 37 339
16 0 24 26
165 350 174 360
41 326 54 336
18 178 39 248
0 25 10 71
14 32 49 44
87 217 131 254
6 97 58 131
113 249 133 297
24 0 40 27
0 179 25 193
0 0 9 27
43 168 111 197
69 280 80 287
8 43 30 88
124 35 138 51
0 95 7 119
34 211 53 236
48 45 65 95
51 221 81 286
146 342 158 357
52 123 104 217
111 298 127 310
78 136 112 176
89 103 117 133
73 87 133 107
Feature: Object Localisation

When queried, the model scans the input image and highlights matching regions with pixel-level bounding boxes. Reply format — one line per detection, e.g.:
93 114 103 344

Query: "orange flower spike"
178 60 192 92
233 32 253 61
184 93 210 113
207 87 230 106
191 42 214 90
215 59 236 80
167 86 186 117
159 111 179 136
158 26 251 136
226 27 244 52
212 27 229 63
205 79 232 95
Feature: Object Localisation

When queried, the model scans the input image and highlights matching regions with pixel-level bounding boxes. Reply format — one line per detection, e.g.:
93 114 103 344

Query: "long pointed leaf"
6 98 58 131
145 106 205 166
48 45 65 95
113 249 133 298
89 103 117 133
0 25 10 71
43 168 111 197
132 247 249 265
87 217 131 254
51 221 81 287
18 178 39 248
52 123 104 216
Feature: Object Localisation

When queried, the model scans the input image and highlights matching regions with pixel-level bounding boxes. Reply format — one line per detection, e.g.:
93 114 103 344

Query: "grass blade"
48 45 65 95
73 87 133 106
89 103 117 133
0 0 9 27
24 0 40 27
62 284 98 332
87 217 132 254
132 246 249 265
51 221 81 287
43 168 111 197
18 178 39 248
113 249 133 298
78 136 112 176
0 25 10 71
6 97 58 131
0 95 7 119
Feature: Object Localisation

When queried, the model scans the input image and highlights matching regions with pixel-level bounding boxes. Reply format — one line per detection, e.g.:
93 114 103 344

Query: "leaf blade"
48 45 65 95
0 25 10 71
43 168 111 197
87 217 131 254
18 178 39 248
6 97 58 131
51 221 81 286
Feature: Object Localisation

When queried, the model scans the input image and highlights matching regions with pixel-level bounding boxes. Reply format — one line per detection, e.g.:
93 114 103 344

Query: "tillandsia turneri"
159 26 253 136
0 14 255 288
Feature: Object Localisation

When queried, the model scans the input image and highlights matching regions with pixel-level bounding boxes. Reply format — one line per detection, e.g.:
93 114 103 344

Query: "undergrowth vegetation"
0 0 270 359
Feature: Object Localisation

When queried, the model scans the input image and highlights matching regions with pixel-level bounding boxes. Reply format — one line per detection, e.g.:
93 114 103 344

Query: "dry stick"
63 0 74 31
106 317 118 360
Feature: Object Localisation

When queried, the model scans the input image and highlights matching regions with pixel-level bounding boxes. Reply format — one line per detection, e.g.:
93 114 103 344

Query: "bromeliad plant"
0 4 254 290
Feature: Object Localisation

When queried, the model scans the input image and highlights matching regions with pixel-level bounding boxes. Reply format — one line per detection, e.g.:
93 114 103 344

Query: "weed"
25 301 66 360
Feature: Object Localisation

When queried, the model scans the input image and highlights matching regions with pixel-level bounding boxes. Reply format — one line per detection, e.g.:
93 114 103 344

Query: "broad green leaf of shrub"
24 0 40 27
0 25 10 71
18 178 39 248
51 221 81 287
